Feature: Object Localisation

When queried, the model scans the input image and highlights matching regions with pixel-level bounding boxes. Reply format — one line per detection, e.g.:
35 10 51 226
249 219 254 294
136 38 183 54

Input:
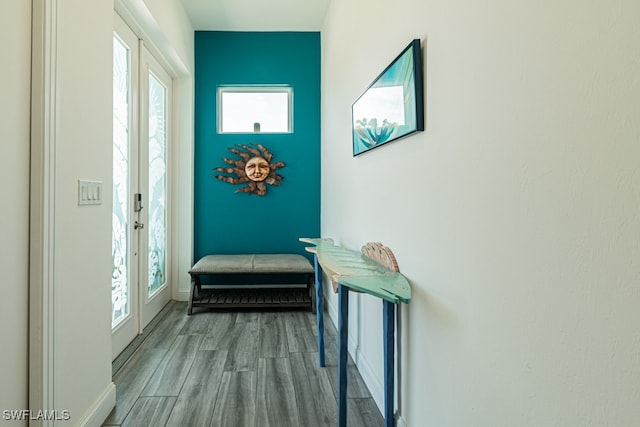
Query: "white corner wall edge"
74 383 116 427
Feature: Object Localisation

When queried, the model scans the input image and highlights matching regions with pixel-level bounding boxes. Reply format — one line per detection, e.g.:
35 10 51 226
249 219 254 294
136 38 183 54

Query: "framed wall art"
352 39 424 156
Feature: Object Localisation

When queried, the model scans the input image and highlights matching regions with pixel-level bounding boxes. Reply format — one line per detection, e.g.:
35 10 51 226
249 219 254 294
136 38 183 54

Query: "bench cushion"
252 254 314 273
189 254 314 275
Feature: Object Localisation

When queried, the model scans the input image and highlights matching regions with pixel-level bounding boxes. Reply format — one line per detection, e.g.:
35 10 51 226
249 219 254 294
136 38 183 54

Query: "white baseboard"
177 288 190 302
75 382 115 427
397 414 408 427
325 295 338 337
354 347 384 412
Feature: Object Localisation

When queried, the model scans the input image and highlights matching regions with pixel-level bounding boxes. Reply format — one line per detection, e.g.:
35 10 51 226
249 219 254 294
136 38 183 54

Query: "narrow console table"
299 238 411 427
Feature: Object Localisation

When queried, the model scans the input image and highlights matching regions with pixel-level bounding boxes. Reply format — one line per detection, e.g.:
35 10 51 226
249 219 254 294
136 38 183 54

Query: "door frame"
112 13 174 359
114 0 195 305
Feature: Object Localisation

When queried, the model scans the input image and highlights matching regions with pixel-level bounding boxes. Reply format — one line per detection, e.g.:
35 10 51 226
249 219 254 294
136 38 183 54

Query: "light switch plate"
78 180 103 205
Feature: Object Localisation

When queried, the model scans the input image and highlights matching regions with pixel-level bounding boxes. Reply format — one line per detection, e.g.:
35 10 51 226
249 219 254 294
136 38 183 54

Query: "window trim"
217 86 293 134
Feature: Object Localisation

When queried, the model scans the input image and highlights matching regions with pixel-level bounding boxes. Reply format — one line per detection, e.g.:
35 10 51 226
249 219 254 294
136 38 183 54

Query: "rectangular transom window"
218 87 293 133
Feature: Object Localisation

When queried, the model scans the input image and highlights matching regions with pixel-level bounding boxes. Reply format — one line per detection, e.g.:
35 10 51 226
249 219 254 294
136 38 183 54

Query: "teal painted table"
300 238 411 427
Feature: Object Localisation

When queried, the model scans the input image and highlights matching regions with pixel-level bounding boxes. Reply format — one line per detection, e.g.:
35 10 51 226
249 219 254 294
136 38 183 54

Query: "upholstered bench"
188 254 315 315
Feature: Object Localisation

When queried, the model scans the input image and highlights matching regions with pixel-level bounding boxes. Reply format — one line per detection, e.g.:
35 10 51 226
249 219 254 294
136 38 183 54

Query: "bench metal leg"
188 276 195 315
187 275 202 316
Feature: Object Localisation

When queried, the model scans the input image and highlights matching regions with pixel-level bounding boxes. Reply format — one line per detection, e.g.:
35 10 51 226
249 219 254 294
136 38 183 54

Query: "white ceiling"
180 0 331 31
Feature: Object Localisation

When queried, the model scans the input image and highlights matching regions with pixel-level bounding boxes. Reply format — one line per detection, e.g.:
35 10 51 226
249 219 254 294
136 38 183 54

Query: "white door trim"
29 0 58 423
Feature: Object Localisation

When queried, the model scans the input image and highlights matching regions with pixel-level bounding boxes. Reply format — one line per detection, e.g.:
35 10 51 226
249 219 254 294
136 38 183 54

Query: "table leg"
314 254 325 367
383 300 395 427
338 283 349 427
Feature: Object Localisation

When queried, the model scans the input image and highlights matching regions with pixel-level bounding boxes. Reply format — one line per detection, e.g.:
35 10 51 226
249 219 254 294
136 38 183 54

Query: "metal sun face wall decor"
214 143 285 196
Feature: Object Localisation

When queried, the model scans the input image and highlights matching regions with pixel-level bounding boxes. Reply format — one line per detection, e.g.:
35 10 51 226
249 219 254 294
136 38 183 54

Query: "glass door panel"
139 47 171 328
111 14 140 360
147 72 167 298
112 35 130 328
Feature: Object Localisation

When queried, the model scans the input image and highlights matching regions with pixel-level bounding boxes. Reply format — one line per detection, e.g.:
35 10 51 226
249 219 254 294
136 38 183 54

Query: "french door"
112 14 172 360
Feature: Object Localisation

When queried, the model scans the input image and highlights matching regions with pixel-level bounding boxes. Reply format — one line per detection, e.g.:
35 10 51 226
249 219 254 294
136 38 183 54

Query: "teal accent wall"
194 32 320 260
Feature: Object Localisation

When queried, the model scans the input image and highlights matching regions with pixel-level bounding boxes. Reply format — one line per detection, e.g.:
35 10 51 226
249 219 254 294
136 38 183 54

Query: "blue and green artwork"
352 39 424 156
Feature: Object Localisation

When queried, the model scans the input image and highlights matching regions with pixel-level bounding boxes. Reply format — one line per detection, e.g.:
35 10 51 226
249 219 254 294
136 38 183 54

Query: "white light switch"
78 180 103 205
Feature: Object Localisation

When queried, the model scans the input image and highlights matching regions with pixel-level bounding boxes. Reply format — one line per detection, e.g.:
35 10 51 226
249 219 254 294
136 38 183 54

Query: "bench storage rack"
188 254 315 315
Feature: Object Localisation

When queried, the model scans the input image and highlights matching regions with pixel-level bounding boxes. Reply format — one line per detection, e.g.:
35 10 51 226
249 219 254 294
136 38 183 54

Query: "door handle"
134 221 144 230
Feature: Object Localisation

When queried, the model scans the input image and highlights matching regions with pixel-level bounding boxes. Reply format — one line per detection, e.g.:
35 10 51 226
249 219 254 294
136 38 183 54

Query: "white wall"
49 0 116 422
0 2 30 424
321 1 640 426
26 0 193 424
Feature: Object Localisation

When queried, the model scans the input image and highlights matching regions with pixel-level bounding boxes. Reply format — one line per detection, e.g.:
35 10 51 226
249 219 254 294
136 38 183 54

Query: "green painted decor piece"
300 238 411 304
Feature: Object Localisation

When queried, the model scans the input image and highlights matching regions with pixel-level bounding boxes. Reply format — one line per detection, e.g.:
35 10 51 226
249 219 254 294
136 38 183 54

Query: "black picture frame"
352 39 424 156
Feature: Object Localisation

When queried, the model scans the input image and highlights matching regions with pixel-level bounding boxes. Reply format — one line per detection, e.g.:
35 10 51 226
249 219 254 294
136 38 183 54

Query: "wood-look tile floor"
103 301 383 427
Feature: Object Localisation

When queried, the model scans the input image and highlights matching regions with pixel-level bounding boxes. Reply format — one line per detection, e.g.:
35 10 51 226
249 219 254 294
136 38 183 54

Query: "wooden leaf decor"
361 242 400 272
214 143 285 196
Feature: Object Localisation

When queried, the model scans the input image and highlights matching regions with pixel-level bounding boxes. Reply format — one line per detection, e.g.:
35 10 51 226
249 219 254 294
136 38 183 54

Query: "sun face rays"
214 143 285 196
